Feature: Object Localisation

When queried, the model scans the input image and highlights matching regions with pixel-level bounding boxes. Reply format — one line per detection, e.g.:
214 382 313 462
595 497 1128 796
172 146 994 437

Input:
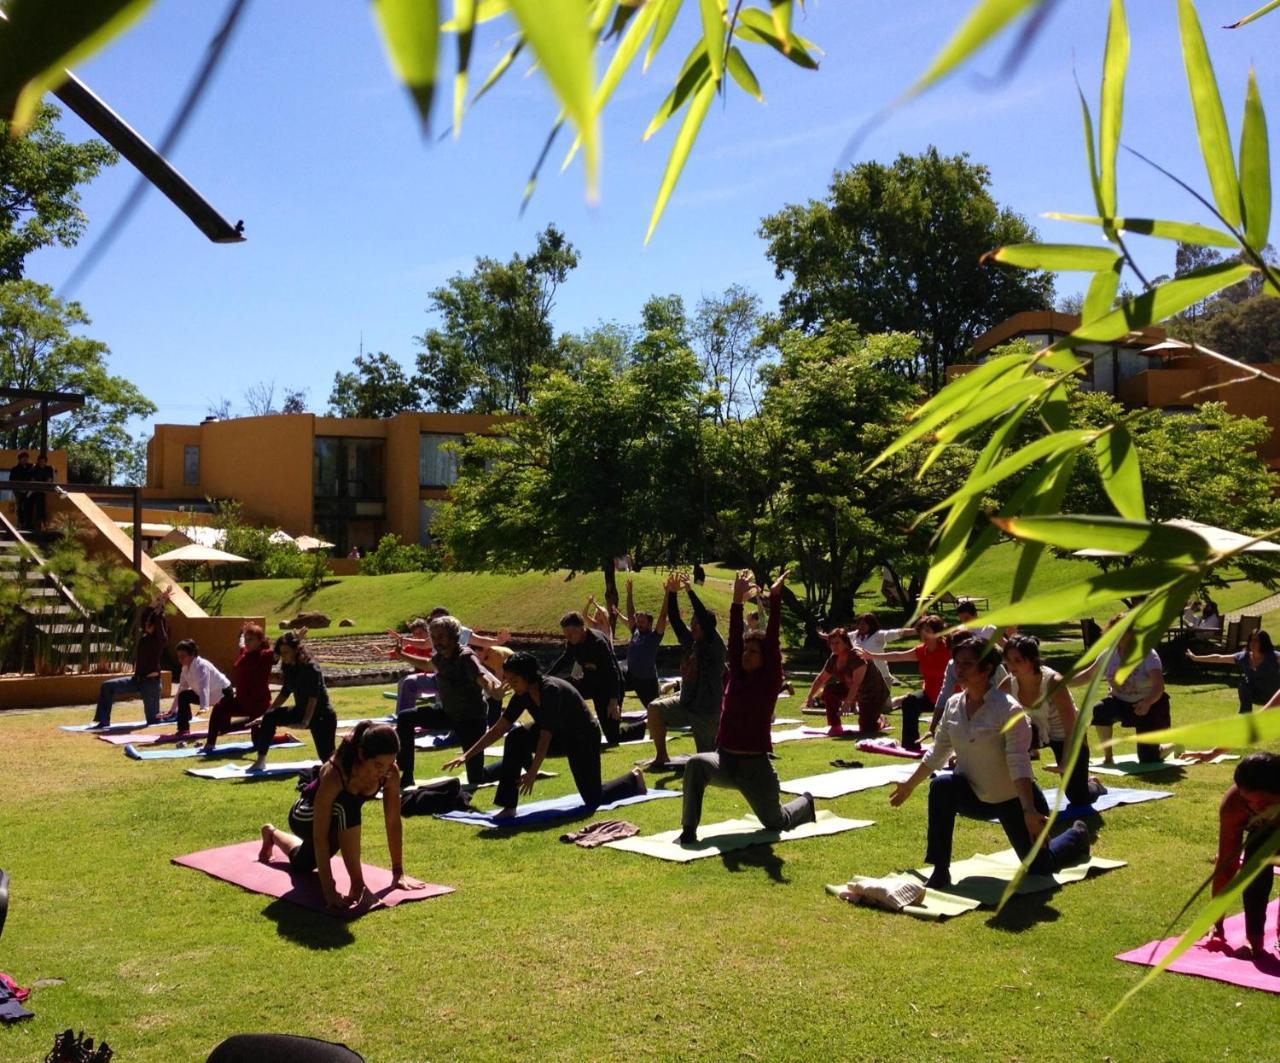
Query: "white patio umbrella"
154 543 250 593
268 529 295 545
1074 518 1280 558
294 535 335 552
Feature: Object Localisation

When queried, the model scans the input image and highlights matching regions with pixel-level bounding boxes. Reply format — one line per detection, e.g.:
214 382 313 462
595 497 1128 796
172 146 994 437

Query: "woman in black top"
249 631 337 771
1188 629 1280 714
443 653 645 820
259 721 421 911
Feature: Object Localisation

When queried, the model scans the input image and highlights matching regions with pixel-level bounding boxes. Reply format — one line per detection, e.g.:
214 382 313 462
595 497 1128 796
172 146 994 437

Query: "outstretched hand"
888 782 913 807
770 569 790 595
733 569 753 602
441 756 465 773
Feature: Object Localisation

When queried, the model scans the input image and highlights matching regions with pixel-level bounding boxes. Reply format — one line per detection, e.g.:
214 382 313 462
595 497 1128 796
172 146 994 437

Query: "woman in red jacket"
199 622 276 754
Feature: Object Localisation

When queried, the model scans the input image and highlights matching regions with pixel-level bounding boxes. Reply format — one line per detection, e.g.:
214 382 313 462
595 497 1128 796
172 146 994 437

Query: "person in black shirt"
7 450 32 530
444 653 645 820
30 452 54 530
548 611 642 746
249 631 337 771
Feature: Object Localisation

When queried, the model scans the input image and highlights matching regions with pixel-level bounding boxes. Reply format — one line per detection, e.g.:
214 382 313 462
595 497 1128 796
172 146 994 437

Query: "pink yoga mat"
172 840 454 918
1116 898 1280 994
97 727 251 746
855 739 926 760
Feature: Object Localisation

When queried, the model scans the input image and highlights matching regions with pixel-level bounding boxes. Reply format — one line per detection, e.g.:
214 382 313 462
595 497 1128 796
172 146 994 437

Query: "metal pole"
132 487 143 573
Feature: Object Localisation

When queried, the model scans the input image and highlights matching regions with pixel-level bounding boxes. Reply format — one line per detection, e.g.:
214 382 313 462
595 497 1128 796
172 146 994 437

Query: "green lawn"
2 678 1278 1062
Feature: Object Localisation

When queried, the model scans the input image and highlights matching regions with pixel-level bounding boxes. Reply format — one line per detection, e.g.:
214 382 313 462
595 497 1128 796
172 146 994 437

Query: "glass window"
183 445 200 486
314 438 384 498
419 433 462 487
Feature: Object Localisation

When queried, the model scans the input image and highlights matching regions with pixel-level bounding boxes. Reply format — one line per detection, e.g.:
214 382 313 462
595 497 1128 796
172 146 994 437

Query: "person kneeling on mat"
1204 752 1280 962
442 653 645 821
171 639 231 736
259 721 423 912
249 632 337 772
679 570 815 846
888 636 1091 890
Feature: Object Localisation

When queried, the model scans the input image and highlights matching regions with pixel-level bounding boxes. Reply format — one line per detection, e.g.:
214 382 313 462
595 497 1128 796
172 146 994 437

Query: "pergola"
0 387 85 456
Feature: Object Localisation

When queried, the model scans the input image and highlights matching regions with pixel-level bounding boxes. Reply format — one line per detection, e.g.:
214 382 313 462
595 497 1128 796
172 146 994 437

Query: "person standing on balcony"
30 453 54 531
6 450 32 530
89 588 173 728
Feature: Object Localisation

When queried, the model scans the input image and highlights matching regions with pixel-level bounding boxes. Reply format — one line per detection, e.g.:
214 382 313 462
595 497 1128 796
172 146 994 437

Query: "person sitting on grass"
1072 615 1173 766
259 721 422 911
679 570 815 846
1000 635 1106 808
804 626 889 737
90 587 173 728
888 636 1091 890
859 614 951 751
1204 752 1280 962
170 638 231 736
618 577 667 709
1187 630 1280 715
249 631 337 772
201 622 275 754
442 653 646 821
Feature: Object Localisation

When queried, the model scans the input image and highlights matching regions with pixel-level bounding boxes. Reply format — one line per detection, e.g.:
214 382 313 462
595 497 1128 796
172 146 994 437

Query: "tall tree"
0 280 154 483
0 103 116 279
693 285 763 422
415 225 579 413
759 148 1053 392
327 351 419 418
1185 296 1280 364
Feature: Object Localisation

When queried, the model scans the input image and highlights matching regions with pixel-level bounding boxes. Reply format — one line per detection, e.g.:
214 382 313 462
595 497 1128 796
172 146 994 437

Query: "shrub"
359 534 440 576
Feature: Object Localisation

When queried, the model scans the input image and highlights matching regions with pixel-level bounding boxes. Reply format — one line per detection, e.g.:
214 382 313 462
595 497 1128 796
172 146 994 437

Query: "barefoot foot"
631 766 647 794
258 824 275 863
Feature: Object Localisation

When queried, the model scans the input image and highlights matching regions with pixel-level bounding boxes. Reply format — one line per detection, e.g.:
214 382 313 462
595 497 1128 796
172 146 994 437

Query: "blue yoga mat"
125 740 302 760
435 788 680 828
985 786 1172 822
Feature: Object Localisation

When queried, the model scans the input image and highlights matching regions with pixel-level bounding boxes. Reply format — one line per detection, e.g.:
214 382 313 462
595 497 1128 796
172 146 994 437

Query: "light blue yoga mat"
435 788 679 828
125 740 302 760
185 759 321 780
985 787 1172 823
61 720 158 733
336 715 396 728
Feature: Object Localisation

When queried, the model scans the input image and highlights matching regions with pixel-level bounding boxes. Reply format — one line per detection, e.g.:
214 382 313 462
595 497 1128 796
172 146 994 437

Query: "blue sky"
24 1 1280 428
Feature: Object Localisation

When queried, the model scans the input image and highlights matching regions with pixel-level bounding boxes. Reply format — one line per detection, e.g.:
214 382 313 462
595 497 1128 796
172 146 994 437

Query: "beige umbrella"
294 535 335 552
1074 518 1280 558
154 543 250 593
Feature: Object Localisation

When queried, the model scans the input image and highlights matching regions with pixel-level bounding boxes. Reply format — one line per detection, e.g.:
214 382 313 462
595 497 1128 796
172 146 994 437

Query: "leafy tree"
327 351 419 419
0 102 116 279
1185 295 1280 364
557 321 634 374
415 225 579 413
280 387 309 414
693 284 763 422
0 279 154 483
759 149 1054 393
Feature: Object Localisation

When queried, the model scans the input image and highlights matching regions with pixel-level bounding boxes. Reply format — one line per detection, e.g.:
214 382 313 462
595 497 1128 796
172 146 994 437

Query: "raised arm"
859 647 918 663
1186 650 1237 665
729 570 750 675
665 573 690 645
654 586 670 637
468 629 510 651
625 579 637 633
765 571 785 673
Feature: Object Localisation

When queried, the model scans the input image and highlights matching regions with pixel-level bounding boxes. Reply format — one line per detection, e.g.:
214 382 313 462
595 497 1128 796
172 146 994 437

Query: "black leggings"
899 692 934 750
1048 738 1103 807
396 705 487 787
1242 826 1279 942
252 705 336 761
494 723 642 809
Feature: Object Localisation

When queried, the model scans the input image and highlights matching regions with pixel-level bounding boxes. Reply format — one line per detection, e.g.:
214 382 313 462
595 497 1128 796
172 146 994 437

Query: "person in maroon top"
679 570 815 846
1206 752 1280 961
805 627 890 737
200 622 277 753
90 588 173 727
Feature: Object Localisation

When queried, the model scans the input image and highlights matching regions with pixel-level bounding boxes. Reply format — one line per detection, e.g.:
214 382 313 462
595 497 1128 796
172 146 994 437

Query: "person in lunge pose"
642 572 727 768
388 617 438 714
395 615 503 789
804 626 889 737
170 639 231 735
90 588 173 728
249 631 337 771
888 636 1091 889
858 615 951 750
1187 630 1280 715
679 570 815 845
1073 616 1173 766
259 721 421 911
549 610 635 746
1000 635 1106 807
200 622 275 754
619 578 667 709
1204 752 1280 962
442 653 646 820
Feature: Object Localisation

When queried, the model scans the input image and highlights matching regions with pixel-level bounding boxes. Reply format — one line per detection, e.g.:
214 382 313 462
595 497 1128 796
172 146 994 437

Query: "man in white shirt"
172 639 231 736
889 636 1090 889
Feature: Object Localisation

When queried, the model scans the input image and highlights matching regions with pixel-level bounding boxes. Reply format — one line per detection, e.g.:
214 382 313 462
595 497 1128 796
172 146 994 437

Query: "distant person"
1187 630 1280 715
860 614 951 750
30 452 54 530
692 562 706 586
6 450 32 530
804 626 889 737
170 639 231 736
249 632 338 771
89 588 173 728
548 610 634 747
347 546 361 560
388 617 438 715
619 578 667 708
200 622 275 754
850 612 913 687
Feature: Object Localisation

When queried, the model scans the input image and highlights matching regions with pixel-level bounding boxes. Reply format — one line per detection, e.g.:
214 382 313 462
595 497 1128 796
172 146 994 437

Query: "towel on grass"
560 820 640 848
603 811 873 862
832 876 926 912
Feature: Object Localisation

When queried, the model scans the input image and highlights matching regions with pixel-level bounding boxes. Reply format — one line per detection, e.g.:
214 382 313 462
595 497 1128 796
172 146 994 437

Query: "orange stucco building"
143 411 506 553
958 311 1280 469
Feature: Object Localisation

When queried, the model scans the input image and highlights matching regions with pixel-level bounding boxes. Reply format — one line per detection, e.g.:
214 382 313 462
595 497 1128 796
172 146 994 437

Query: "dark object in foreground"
207 1033 365 1062
44 1030 112 1061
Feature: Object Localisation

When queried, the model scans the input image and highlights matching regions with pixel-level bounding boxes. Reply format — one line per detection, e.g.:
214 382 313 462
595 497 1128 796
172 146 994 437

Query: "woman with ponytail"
259 721 420 910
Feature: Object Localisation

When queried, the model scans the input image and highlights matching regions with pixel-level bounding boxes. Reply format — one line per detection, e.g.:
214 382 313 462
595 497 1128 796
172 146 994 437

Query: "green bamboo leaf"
645 0 681 73
1118 705 1280 749
1240 68 1271 252
1179 0 1242 228
442 0 506 28
508 0 598 195
977 563 1191 629
989 243 1123 272
451 0 478 137
991 515 1214 562
1078 88 1104 218
645 73 717 243
0 0 154 130
726 47 765 101
1045 213 1239 248
932 377 1057 444
1099 0 1129 219
1227 0 1280 28
1094 424 1145 521
733 9 821 69
1117 571 1201 680
471 38 524 105
1070 262 1257 343
911 0 1042 94
769 0 793 44
643 46 710 141
1009 452 1078 603
698 0 726 82
1082 264 1123 323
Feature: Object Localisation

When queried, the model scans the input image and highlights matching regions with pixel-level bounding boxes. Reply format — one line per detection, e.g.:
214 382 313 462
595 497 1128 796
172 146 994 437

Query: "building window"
314 437 385 499
419 433 462 488
183 445 200 486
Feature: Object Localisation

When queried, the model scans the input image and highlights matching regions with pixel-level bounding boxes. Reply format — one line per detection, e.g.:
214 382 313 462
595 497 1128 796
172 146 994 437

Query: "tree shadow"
261 899 355 950
720 844 788 884
984 895 1063 933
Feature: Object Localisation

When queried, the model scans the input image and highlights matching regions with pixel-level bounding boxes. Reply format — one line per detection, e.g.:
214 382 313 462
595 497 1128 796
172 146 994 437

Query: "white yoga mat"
603 810 873 862
780 763 916 798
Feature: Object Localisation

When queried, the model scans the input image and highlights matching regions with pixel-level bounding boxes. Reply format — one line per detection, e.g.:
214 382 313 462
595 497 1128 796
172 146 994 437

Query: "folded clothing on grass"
603 811 873 863
434 788 679 828
560 820 640 848
832 876 926 912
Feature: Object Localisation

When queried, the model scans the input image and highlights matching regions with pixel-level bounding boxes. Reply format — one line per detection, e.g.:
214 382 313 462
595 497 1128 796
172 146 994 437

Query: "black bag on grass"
399 777 472 816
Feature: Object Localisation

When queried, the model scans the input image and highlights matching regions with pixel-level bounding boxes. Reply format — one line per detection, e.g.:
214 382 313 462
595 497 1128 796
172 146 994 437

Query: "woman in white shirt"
889 635 1091 890
172 638 231 736
1073 615 1172 766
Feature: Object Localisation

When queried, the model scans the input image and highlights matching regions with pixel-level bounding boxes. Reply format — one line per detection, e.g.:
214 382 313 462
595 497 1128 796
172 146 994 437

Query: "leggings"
251 705 336 762
494 723 642 810
396 705 487 787
204 691 266 747
1048 738 1101 807
175 690 202 732
1242 826 1279 942
899 692 933 750
681 750 809 833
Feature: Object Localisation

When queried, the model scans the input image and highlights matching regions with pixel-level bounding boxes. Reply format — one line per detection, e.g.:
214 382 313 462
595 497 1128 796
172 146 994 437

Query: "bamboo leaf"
726 47 765 101
1123 707 1280 749
645 74 717 243
911 0 1042 94
932 377 1057 444
977 563 1192 629
1227 0 1280 28
1094 424 1145 521
733 9 821 69
769 0 794 45
1010 450 1078 602
1178 0 1242 228
989 243 1123 272
1082 263 1123 323
442 0 506 28
1045 213 1239 248
471 39 524 105
1078 88 1104 218
0 0 155 130
451 0 478 137
643 47 710 141
645 0 681 73
698 0 726 82
991 515 1214 562
1240 68 1272 252
1099 0 1129 219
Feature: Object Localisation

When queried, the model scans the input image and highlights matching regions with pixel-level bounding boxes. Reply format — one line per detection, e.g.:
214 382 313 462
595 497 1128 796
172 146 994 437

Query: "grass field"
2 675 1278 1062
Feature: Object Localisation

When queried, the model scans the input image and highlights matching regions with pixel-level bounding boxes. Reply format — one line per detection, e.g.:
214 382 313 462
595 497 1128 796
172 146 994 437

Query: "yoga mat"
769 727 841 745
435 788 679 828
61 720 166 734
172 840 453 917
1035 786 1173 821
771 717 802 727
125 737 302 760
414 731 459 750
185 759 322 780
1117 898 1280 994
1090 754 1195 776
604 811 873 862
336 715 396 728
483 732 681 757
856 739 926 760
825 849 1127 920
780 763 916 798
96 728 249 746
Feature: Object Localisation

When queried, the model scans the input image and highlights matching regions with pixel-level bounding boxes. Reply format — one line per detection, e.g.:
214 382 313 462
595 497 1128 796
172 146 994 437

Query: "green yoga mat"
826 849 1127 920
1090 752 1237 776
603 810 873 862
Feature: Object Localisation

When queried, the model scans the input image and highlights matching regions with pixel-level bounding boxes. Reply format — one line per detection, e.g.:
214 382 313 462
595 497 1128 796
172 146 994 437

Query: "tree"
206 396 232 420
415 225 579 413
0 279 154 483
0 102 116 279
759 149 1054 393
327 351 419 419
1188 295 1280 364
280 387 309 414
243 380 277 416
693 285 763 422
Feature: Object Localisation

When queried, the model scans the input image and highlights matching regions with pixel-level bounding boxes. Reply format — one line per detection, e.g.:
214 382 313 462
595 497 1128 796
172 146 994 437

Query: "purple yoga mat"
172 840 454 918
1116 898 1280 994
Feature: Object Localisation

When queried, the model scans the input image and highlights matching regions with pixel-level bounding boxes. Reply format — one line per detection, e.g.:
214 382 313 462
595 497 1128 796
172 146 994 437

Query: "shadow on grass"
984 896 1062 933
720 844 788 885
262 899 355 950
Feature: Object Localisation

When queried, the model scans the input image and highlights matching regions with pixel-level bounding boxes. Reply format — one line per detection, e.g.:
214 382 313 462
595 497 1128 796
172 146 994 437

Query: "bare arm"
625 580 637 633
860 647 918 663
310 771 343 905
522 729 555 794
442 716 511 771
383 779 405 878
337 826 364 903
654 588 669 637
1186 650 1236 664
468 629 510 651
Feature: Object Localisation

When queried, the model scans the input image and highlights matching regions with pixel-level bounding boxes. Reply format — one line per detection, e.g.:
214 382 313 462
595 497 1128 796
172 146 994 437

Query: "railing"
10 480 145 571
0 505 89 619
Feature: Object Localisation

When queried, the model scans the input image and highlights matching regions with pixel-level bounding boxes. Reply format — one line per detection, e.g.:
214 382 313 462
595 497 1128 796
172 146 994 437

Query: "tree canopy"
327 351 419 419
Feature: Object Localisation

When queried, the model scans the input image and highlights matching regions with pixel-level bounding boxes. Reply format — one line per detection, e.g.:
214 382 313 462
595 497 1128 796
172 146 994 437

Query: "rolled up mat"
435 788 680 828
604 811 873 862
186 760 322 780
856 738 926 760
126 736 301 760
